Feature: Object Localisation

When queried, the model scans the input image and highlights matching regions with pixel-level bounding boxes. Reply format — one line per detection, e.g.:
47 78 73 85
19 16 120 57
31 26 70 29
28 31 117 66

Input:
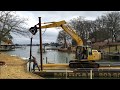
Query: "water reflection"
5 46 75 64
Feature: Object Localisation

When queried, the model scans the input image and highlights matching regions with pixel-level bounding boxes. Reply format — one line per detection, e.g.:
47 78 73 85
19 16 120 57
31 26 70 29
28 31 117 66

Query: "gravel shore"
0 52 43 79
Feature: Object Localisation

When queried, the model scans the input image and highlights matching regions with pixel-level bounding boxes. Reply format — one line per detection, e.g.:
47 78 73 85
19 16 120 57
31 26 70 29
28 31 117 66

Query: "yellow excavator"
37 20 101 68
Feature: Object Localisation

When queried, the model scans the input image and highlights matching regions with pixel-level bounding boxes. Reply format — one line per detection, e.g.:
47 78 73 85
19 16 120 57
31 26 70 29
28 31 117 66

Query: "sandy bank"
0 52 43 79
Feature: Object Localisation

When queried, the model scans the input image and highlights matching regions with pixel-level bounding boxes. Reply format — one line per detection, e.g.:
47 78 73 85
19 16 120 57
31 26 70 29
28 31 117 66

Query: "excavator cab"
76 46 92 60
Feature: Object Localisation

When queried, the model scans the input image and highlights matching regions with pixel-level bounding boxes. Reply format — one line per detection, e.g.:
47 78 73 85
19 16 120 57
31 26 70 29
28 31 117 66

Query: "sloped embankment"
0 52 43 79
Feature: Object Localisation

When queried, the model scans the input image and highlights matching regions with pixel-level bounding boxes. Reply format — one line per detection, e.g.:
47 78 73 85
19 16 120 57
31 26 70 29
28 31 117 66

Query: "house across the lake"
0 40 15 51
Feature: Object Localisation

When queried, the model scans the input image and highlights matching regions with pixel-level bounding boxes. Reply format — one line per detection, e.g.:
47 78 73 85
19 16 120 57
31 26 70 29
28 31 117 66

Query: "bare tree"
57 30 71 48
57 11 120 47
103 12 120 42
69 16 85 40
69 16 93 45
0 11 29 45
89 16 110 42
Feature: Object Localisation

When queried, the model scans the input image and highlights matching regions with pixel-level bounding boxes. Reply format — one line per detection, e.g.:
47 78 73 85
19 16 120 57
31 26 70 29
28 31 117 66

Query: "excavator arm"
38 20 83 46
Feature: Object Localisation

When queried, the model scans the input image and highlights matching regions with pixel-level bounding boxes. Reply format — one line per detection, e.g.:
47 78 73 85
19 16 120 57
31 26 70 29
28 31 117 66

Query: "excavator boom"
39 20 83 46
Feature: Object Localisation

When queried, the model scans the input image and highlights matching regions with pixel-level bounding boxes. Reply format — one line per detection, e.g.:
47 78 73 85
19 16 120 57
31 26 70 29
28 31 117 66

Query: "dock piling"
90 69 92 79
46 57 48 64
66 57 68 63
66 68 67 79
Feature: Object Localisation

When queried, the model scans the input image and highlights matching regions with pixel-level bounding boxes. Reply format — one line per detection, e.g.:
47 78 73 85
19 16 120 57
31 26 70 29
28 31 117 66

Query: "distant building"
116 35 120 42
0 40 15 51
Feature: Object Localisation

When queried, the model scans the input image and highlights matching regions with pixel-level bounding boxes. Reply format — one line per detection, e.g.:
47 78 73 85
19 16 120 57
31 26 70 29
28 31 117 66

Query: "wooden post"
46 57 47 64
44 45 45 52
66 68 67 79
90 69 92 79
38 17 43 71
115 45 117 51
109 45 110 53
66 57 68 63
29 37 33 72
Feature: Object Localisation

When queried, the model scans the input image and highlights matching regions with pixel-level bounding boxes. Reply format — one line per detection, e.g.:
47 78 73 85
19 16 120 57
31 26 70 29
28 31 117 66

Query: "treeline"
15 42 61 46
0 11 29 45
57 11 120 46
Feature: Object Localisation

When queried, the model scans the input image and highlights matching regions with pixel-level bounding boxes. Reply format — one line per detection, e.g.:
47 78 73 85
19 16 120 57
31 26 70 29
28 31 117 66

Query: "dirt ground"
0 52 43 79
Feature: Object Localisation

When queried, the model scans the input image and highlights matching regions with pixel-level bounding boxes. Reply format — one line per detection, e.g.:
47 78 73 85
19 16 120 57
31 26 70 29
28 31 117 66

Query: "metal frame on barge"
32 63 120 79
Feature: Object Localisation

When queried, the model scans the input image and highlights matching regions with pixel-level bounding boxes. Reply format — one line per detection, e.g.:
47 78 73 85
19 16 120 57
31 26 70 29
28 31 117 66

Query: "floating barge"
32 63 120 79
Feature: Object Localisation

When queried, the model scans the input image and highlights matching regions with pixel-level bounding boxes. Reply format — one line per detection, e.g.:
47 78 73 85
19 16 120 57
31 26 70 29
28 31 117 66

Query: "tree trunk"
0 39 1 45
114 35 117 42
64 37 67 48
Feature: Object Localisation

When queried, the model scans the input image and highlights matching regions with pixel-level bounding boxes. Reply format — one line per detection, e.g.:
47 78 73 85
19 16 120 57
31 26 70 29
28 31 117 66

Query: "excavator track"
69 60 99 68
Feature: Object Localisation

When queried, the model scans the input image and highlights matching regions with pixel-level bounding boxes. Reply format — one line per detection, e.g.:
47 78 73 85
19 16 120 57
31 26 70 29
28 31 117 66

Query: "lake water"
5 46 75 64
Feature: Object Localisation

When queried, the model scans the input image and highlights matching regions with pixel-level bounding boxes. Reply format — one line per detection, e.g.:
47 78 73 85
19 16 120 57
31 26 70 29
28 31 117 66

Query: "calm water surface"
5 46 75 64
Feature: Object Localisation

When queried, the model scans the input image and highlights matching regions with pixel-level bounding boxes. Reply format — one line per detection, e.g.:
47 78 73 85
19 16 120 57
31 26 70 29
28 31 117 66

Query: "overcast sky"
12 11 113 44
